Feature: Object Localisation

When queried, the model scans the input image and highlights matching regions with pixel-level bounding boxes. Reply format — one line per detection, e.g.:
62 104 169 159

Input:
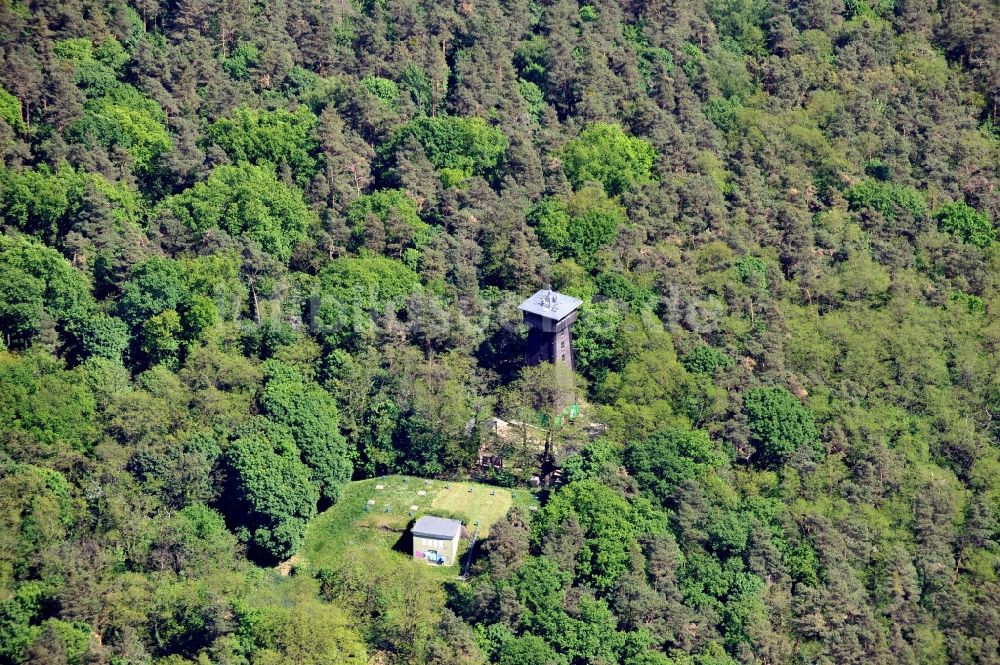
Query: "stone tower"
518 289 583 367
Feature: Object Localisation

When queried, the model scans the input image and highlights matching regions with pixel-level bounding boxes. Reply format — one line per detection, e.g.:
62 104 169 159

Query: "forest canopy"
0 0 998 663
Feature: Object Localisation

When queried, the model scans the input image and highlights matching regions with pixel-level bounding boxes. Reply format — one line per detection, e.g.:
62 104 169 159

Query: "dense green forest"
0 0 998 662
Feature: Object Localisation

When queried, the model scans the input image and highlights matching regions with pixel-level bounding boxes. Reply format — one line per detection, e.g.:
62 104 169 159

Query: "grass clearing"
430 483 522 536
255 476 540 661
299 475 538 576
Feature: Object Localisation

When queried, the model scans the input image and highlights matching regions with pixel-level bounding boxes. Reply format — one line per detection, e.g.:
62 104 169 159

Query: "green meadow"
299 475 539 576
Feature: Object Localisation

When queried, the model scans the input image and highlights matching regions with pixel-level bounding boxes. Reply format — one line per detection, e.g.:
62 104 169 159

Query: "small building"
411 516 462 566
519 289 583 367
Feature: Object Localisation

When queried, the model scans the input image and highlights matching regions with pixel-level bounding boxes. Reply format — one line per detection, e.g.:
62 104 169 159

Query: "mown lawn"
299 475 538 577
252 477 538 661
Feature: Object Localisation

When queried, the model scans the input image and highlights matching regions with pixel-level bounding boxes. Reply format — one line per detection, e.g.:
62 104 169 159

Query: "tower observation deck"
518 289 583 367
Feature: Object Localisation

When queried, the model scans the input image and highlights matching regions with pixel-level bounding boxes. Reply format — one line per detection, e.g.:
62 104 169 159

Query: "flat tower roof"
412 515 462 540
518 289 583 321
